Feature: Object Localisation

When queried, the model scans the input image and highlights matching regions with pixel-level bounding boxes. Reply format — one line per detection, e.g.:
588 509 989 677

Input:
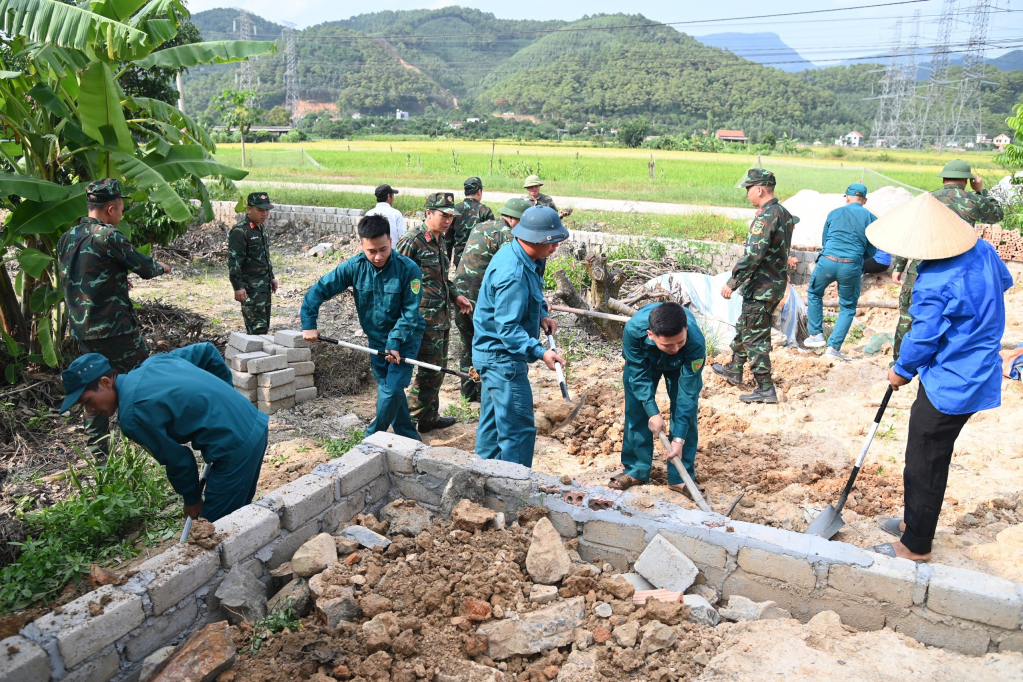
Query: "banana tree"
0 0 276 375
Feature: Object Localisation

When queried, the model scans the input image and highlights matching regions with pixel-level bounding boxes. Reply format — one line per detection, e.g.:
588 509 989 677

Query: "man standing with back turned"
58 178 170 454
712 169 795 404
446 176 495 267
804 183 877 360
229 192 279 335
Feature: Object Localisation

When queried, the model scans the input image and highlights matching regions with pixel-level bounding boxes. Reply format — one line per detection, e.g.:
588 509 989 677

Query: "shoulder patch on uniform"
411 279 421 295
692 358 704 373
750 220 765 235
425 232 432 242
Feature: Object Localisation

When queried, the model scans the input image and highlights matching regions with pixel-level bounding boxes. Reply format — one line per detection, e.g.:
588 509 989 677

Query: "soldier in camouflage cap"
396 193 474 431
57 178 171 454
229 192 278 334
452 197 531 400
711 168 796 404
891 159 1002 360
445 176 495 268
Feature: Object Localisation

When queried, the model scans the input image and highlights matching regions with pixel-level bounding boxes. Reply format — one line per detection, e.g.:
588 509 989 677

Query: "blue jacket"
871 248 892 267
893 240 1013 415
472 240 549 365
300 252 425 352
623 304 706 436
115 343 269 505
821 202 877 264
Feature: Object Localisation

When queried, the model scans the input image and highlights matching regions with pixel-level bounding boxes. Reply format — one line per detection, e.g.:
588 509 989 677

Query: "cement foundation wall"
4 432 1021 681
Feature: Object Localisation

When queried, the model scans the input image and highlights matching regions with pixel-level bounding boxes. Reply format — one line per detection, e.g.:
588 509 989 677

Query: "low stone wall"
4 433 1020 681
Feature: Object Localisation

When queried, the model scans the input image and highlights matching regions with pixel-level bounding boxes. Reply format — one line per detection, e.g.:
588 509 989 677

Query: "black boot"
739 386 778 404
711 363 743 386
418 416 457 433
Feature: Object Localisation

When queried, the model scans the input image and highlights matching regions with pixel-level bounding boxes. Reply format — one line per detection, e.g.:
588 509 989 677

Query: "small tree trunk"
554 270 600 337
240 130 247 168
0 265 28 345
584 252 627 340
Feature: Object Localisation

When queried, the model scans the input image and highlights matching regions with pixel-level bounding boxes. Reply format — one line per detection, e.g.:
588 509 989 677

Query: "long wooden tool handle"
658 431 712 513
834 384 894 517
319 336 474 381
549 303 631 323
547 335 571 402
180 463 212 543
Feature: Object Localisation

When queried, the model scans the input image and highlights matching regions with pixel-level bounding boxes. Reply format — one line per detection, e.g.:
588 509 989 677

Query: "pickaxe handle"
547 334 571 402
180 462 212 543
319 336 476 382
658 431 712 513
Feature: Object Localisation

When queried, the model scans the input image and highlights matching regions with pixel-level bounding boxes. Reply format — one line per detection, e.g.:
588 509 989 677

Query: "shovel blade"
554 394 587 431
805 504 845 539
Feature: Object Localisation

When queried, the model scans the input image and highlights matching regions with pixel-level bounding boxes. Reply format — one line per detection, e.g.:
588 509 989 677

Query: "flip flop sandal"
608 473 645 490
668 484 689 497
877 517 903 538
871 542 929 563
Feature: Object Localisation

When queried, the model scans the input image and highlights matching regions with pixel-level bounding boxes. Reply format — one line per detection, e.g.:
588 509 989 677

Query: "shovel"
657 431 712 513
319 336 477 382
805 384 894 539
547 333 586 429
180 462 211 543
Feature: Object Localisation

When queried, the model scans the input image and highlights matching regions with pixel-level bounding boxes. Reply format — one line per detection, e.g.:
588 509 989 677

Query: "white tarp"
783 185 915 249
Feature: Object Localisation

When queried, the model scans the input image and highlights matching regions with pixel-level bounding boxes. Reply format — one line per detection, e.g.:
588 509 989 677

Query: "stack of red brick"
976 224 1023 263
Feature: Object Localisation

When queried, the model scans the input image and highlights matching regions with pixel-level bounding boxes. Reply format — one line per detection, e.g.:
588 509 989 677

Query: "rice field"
214 139 1007 208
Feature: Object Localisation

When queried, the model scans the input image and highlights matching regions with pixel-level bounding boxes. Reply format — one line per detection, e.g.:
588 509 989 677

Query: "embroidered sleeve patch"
692 358 705 373
750 220 765 235
411 279 421 295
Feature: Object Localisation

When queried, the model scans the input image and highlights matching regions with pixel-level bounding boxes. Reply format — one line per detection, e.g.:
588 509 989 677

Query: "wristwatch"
671 437 684 445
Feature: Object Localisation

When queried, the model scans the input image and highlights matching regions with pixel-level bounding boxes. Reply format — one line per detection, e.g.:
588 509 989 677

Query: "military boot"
739 386 778 404
711 363 743 386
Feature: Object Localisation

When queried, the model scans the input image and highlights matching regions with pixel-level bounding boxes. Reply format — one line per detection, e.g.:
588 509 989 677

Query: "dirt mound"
538 381 625 460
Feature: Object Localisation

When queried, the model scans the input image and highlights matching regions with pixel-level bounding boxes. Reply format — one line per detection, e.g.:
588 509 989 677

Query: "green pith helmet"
499 197 531 219
939 159 974 180
523 174 543 188
512 206 569 244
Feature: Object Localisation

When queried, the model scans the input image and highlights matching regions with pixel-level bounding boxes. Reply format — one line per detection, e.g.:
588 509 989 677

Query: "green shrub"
318 428 366 458
543 254 590 291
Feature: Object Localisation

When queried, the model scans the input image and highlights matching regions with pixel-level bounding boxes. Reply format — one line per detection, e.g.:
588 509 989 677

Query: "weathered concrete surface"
477 597 585 660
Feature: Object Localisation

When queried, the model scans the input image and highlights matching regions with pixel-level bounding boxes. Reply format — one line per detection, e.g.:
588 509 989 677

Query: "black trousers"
862 258 889 274
901 383 973 554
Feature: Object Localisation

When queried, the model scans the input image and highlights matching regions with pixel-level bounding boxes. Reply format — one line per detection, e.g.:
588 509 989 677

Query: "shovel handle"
658 431 712 513
547 335 571 403
319 336 475 382
835 385 895 517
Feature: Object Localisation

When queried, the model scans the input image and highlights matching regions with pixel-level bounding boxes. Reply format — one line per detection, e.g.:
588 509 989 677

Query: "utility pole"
918 0 955 153
283 21 299 120
235 9 257 102
870 19 905 148
950 0 992 146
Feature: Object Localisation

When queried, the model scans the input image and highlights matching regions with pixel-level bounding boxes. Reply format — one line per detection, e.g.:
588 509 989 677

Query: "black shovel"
805 384 894 540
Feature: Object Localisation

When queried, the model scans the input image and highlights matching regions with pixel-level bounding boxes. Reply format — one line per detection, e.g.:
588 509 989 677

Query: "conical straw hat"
865 191 977 260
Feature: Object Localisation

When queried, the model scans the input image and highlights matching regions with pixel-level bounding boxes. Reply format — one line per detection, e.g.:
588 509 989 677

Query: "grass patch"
443 396 480 424
0 439 179 613
567 210 748 243
318 428 366 458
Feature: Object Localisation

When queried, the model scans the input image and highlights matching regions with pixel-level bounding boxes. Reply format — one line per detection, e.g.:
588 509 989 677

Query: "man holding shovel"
59 343 267 522
301 215 426 440
472 206 567 467
610 302 706 496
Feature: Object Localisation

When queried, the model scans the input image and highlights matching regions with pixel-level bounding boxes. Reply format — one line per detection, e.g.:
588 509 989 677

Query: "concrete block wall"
9 432 1020 680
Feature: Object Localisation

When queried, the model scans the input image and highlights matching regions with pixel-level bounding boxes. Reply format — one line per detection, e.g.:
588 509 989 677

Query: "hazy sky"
185 0 1023 65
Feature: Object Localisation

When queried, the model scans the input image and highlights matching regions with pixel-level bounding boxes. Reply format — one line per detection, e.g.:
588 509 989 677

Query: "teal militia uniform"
622 304 706 484
300 253 425 440
807 187 877 350
473 239 550 467
892 181 1003 359
57 180 165 451
115 343 267 522
228 193 275 335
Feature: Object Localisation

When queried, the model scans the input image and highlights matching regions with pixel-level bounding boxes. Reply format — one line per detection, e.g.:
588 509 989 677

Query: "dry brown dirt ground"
125 231 1023 582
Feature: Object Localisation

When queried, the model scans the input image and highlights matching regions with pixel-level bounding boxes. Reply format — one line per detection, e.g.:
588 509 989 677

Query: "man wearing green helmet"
453 197 532 401
891 160 1003 360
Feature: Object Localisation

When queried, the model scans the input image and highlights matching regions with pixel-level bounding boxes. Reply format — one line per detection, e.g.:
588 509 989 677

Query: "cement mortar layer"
8 437 1021 682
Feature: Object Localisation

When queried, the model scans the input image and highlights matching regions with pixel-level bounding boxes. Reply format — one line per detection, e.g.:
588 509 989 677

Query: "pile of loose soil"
537 381 625 460
229 507 719 681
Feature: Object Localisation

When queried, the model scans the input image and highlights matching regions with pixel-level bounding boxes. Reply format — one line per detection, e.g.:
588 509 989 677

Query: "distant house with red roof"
715 129 748 143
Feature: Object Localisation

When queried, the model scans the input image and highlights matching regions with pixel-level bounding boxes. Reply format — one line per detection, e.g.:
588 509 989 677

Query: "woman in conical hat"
867 194 1013 561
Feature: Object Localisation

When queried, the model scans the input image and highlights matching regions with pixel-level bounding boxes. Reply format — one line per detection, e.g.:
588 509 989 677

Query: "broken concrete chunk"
139 646 175 681
441 469 486 516
529 584 559 604
451 498 497 532
613 572 655 592
292 533 338 578
612 621 639 648
342 524 391 550
147 621 236 682
718 595 792 622
380 500 432 537
267 578 312 618
333 536 360 555
641 620 678 653
683 594 721 626
634 534 699 593
214 564 267 624
687 583 718 604
477 596 585 660
435 660 514 682
316 587 362 626
593 603 613 618
525 517 571 585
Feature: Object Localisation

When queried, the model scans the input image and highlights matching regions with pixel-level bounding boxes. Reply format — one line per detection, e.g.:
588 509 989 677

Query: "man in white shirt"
366 184 406 243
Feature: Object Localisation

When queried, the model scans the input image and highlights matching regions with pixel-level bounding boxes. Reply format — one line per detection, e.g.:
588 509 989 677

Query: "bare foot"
890 540 931 562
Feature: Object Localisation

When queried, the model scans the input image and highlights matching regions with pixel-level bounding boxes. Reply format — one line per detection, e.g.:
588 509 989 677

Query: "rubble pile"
221 500 730 682
225 331 318 414
536 382 625 459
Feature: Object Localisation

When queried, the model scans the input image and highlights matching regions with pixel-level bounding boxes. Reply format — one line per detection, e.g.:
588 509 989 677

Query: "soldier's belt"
822 255 856 264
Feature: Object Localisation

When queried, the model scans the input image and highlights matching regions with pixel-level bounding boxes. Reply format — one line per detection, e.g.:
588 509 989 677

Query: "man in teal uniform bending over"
610 302 706 496
301 215 425 440
60 343 267 522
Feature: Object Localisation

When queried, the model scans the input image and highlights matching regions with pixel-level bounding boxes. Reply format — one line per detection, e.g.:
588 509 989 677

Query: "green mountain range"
184 7 1023 139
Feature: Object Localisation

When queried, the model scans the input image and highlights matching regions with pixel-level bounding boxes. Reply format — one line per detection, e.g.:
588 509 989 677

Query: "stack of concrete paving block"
224 333 293 414
261 331 317 405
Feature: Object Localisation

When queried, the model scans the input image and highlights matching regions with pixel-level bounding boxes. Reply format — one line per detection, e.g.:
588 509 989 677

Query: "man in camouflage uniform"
396 193 474 432
228 192 278 334
711 169 795 404
57 178 170 453
445 176 495 268
891 159 1003 360
453 197 531 400
523 175 558 212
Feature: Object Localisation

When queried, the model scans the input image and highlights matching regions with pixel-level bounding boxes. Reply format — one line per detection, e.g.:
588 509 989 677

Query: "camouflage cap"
523 174 543 188
424 192 457 215
738 168 776 189
499 197 532 219
86 178 128 202
939 159 973 180
464 176 484 194
247 192 273 209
